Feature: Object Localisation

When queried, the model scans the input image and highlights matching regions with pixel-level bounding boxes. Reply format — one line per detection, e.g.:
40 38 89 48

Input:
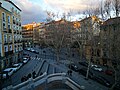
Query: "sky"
12 0 101 25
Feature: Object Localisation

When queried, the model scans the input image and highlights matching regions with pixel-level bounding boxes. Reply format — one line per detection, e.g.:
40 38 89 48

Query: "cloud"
12 0 47 25
11 0 101 24
44 0 100 12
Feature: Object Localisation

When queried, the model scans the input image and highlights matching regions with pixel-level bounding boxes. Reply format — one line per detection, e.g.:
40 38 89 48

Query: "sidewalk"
53 62 108 90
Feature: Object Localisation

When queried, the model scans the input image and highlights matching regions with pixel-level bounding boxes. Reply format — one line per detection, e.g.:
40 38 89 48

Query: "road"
2 46 114 90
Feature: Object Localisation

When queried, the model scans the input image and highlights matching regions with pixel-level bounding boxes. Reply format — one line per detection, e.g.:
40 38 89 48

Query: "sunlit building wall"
80 16 101 63
0 0 22 71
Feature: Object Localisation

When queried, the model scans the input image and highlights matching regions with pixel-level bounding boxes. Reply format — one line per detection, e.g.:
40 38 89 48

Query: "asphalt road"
2 46 114 89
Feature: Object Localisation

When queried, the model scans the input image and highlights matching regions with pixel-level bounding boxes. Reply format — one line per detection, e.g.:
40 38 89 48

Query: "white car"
23 58 28 64
30 48 35 52
2 68 14 79
12 63 23 70
91 64 98 67
92 67 103 72
27 48 31 51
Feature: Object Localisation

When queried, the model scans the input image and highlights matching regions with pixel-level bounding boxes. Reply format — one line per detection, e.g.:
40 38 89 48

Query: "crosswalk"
31 57 41 60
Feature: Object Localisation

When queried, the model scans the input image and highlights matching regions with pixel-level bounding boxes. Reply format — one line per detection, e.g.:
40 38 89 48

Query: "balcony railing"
3 28 7 32
4 51 13 57
13 20 16 24
3 73 83 90
8 29 12 33
4 41 8 45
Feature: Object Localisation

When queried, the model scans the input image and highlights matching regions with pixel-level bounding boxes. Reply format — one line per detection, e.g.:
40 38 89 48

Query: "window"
3 23 6 29
2 13 6 21
4 34 7 43
5 47 7 52
8 16 10 23
8 25 11 29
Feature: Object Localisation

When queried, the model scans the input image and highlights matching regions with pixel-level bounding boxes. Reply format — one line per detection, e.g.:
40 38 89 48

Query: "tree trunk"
110 69 117 90
86 58 91 79
56 50 60 63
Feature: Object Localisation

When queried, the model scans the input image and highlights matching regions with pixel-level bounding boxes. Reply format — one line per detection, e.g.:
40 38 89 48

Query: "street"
2 46 114 90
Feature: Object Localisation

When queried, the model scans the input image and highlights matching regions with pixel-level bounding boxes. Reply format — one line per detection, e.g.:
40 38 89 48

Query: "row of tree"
41 0 120 89
83 0 120 19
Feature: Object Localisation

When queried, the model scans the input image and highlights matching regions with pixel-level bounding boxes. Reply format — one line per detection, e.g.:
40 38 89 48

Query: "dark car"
68 64 79 72
79 62 88 67
94 76 111 87
105 70 114 76
33 50 39 54
78 68 94 79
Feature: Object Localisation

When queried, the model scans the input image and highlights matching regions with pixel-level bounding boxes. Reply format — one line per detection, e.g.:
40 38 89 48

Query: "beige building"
33 23 45 46
22 22 45 48
0 0 22 71
80 16 101 63
22 23 34 48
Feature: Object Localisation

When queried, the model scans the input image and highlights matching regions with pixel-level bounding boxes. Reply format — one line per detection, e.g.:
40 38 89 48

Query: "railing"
2 73 84 90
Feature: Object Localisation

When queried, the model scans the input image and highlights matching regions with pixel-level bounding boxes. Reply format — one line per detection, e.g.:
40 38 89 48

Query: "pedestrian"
36 55 37 58
40 72 43 75
28 73 31 78
70 70 72 76
72 53 74 57
67 70 70 76
32 71 36 79
24 76 27 81
21 77 24 82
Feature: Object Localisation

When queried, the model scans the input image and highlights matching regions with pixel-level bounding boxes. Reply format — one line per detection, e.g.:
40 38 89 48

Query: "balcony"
16 22 19 25
8 29 12 33
9 41 13 44
19 23 21 26
3 27 7 32
4 50 13 57
4 41 8 45
9 50 13 55
13 20 16 24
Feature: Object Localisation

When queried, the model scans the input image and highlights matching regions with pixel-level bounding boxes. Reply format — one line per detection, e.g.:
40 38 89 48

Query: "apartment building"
45 19 73 46
100 17 120 66
80 16 101 63
22 23 34 48
0 0 22 71
33 23 45 46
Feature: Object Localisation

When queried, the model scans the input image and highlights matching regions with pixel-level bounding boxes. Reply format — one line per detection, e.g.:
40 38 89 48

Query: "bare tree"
110 21 120 89
44 19 72 63
112 0 120 17
104 0 112 19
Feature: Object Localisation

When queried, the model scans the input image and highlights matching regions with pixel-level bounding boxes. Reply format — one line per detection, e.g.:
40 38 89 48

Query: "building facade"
33 23 45 46
22 24 34 48
80 16 101 63
0 0 22 71
100 17 120 66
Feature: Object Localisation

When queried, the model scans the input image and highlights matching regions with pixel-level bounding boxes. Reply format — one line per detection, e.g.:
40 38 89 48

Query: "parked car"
92 66 103 72
23 58 29 64
78 68 94 79
94 76 111 87
68 64 79 72
105 70 114 76
91 64 98 67
30 48 35 52
2 68 14 79
23 60 28 64
26 48 31 51
33 50 39 54
12 63 23 70
79 62 88 67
